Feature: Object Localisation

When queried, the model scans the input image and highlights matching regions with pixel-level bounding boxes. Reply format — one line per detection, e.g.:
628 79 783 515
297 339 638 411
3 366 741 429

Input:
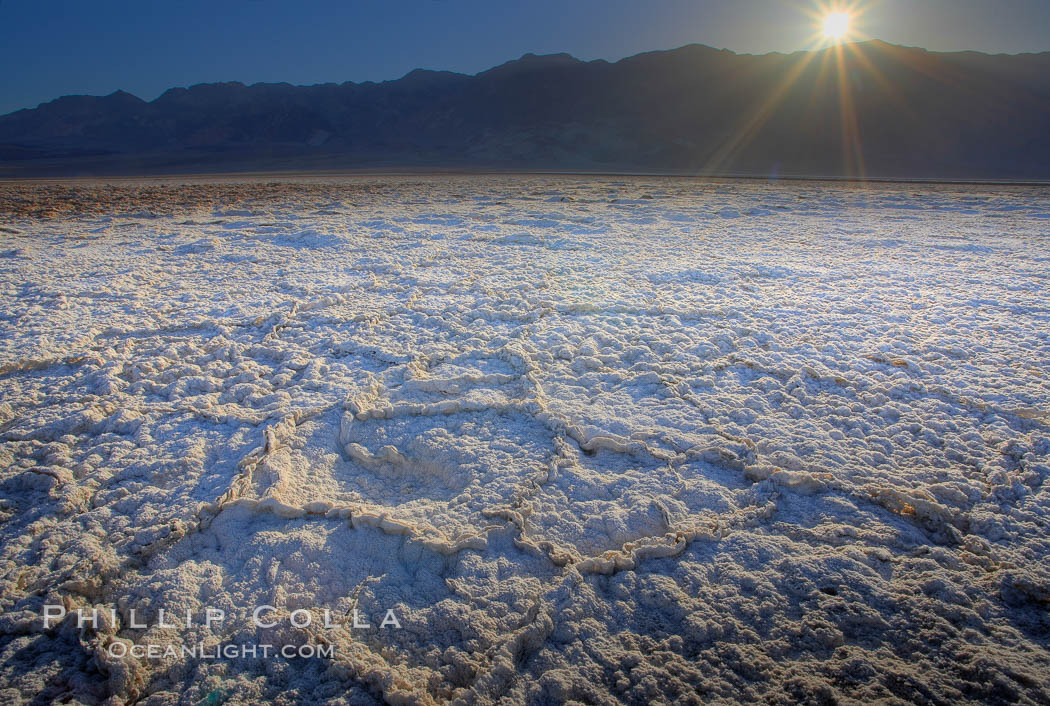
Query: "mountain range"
2 40 1050 179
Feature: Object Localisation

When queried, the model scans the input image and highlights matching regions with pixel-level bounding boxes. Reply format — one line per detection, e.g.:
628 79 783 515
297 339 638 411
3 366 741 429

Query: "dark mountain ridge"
2 40 1049 179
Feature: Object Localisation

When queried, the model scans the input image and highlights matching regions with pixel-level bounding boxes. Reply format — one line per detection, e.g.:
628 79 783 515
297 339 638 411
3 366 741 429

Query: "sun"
823 12 851 41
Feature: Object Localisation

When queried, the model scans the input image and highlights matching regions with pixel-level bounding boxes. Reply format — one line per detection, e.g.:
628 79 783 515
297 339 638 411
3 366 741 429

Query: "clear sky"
2 0 1049 115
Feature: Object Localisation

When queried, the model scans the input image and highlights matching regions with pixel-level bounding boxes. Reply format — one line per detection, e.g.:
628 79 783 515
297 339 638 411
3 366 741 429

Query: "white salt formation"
0 176 1048 704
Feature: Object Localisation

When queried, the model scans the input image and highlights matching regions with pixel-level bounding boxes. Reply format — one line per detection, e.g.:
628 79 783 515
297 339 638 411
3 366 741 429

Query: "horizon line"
5 167 1050 188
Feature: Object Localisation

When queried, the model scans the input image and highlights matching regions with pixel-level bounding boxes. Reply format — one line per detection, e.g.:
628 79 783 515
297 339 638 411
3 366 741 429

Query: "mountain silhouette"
2 40 1049 179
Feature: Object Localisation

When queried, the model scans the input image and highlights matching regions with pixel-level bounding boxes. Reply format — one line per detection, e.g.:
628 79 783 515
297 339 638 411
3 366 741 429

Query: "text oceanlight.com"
41 605 403 660
110 642 337 660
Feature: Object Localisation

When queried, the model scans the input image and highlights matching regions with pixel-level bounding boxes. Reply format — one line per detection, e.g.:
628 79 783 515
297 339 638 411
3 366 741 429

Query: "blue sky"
2 0 1049 115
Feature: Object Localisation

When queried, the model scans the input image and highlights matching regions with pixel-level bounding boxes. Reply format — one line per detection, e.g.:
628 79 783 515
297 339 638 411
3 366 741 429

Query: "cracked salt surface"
0 175 1048 704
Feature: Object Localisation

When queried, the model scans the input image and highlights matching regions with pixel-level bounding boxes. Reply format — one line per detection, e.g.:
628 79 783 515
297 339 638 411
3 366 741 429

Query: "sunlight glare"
823 12 850 41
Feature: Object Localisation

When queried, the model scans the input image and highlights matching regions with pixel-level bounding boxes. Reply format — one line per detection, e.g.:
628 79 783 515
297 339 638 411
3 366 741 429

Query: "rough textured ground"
0 175 1048 705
